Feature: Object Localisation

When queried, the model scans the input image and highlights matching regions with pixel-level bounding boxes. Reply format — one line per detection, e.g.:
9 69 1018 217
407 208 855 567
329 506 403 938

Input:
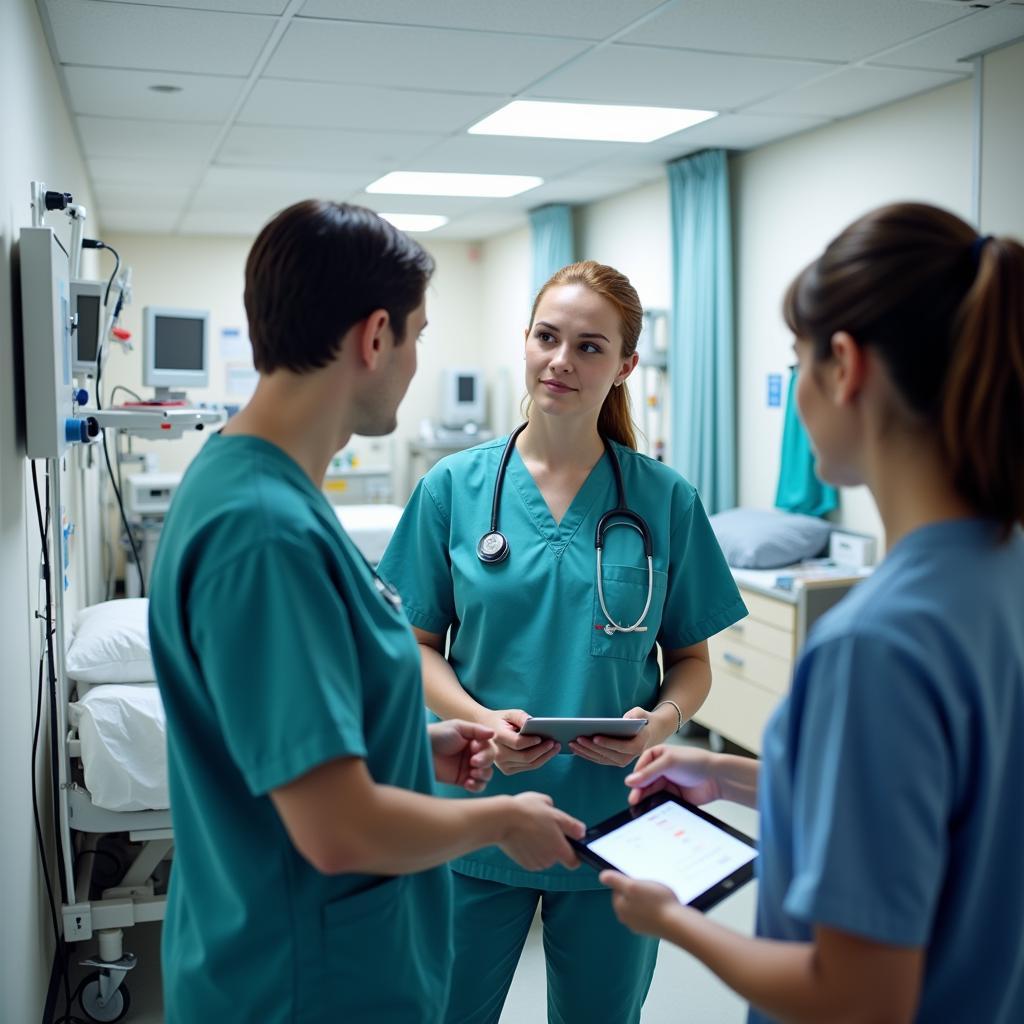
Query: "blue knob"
74 388 89 406
64 418 89 443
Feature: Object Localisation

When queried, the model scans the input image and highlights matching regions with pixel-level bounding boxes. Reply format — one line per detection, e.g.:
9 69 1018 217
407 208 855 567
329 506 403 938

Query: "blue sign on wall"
767 373 783 408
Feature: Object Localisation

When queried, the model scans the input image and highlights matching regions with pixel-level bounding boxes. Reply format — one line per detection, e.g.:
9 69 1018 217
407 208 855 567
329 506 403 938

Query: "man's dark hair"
244 200 434 373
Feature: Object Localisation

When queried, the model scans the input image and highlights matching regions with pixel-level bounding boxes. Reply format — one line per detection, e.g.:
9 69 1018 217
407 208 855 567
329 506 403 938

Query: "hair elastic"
970 234 993 267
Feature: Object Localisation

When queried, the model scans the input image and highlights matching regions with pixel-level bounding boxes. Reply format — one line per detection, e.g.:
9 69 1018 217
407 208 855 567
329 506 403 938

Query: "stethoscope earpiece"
477 531 510 564
479 424 655 637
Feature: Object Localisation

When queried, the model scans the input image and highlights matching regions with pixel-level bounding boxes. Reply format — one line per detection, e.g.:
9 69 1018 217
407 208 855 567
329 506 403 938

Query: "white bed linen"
69 683 169 812
334 503 404 564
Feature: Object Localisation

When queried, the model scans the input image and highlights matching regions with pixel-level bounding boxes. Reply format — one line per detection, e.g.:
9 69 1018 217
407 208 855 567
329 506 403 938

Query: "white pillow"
709 507 832 569
66 598 155 683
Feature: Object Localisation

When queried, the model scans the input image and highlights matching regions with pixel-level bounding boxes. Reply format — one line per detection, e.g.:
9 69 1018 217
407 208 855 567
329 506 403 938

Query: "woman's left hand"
599 870 683 939
428 720 497 793
569 705 675 768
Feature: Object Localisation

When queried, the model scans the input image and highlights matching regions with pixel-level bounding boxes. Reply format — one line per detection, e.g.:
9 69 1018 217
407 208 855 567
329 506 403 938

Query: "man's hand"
428 720 497 793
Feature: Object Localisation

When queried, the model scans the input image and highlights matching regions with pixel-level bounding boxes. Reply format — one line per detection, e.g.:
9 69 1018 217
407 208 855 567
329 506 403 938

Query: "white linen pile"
68 684 169 812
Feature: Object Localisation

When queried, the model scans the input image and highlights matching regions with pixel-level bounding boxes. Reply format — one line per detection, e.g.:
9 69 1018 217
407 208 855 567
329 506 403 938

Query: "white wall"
0 1 101 1020
732 79 974 543
101 231 486 499
980 39 1024 238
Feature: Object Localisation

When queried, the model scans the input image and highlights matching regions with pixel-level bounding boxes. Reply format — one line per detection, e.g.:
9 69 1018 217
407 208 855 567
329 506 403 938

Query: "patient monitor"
442 368 485 428
143 306 209 400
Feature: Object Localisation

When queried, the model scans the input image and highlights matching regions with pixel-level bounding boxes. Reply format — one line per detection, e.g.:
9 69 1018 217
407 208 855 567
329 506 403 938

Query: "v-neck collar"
506 445 612 558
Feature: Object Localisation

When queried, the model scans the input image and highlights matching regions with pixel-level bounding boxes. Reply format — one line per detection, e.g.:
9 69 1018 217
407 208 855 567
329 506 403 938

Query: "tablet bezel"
572 790 758 912
519 717 648 747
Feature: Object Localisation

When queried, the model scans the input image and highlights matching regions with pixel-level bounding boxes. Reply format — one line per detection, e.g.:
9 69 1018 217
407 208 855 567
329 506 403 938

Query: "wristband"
654 699 683 734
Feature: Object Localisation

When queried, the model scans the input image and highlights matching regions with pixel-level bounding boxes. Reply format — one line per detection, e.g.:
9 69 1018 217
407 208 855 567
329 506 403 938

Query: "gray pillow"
709 508 832 569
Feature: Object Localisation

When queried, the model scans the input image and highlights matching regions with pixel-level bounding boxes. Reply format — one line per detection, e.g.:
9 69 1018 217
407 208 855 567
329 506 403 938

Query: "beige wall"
0 1 101 1020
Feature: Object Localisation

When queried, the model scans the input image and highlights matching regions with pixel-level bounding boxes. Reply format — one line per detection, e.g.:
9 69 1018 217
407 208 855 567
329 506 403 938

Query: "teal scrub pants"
444 873 659 1024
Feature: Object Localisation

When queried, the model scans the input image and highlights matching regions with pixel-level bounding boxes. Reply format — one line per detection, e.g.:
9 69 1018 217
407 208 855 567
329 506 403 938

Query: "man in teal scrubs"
149 201 584 1024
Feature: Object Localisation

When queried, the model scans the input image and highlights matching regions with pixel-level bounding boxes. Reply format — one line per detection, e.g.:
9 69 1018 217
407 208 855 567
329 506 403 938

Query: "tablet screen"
587 799 757 906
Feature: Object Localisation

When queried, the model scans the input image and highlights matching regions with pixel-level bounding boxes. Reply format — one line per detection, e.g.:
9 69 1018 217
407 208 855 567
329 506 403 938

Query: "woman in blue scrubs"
602 204 1024 1024
379 260 746 1023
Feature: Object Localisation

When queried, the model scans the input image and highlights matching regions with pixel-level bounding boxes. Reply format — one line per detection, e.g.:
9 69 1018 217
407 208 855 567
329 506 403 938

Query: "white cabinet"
695 574 863 754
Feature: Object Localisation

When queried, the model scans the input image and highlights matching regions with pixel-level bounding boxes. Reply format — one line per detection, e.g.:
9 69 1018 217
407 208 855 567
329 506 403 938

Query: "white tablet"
574 792 758 911
519 717 647 751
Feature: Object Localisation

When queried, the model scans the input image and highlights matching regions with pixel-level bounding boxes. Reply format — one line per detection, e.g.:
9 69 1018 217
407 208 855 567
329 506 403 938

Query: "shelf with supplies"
694 566 870 754
323 465 393 505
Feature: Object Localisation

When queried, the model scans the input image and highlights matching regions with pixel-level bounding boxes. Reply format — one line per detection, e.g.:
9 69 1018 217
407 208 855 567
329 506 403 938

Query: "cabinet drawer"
709 633 792 696
739 588 795 632
693 669 782 755
718 616 794 661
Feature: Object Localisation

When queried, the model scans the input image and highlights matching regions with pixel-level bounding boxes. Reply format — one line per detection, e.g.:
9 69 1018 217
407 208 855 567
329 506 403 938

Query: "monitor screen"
457 374 476 403
75 293 101 363
154 316 205 371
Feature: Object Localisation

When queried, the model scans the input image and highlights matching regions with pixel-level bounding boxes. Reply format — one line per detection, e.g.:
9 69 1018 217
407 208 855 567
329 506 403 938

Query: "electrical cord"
101 429 146 598
82 238 120 307
31 464 89 1024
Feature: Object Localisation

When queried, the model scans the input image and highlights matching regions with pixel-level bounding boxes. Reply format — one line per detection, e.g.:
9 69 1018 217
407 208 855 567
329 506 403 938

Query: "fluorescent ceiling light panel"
377 213 449 233
366 171 542 198
468 100 717 143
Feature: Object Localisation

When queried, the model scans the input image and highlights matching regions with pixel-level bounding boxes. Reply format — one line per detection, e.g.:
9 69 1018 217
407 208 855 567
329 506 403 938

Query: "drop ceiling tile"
619 0 969 62
96 1 287 12
93 181 194 209
298 0 665 40
429 209 528 240
96 207 184 233
64 67 244 123
404 135 633 178
354 192 493 218
239 79 502 133
745 65 965 118
78 116 221 160
645 111 831 155
872 7 1024 71
88 156 207 187
529 43 837 110
265 19 590 92
218 124 437 170
45 0 274 76
189 167 374 218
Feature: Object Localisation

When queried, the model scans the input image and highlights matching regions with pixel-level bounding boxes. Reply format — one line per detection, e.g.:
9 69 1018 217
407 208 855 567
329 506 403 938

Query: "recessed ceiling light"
149 84 183 94
377 213 449 233
468 100 717 143
366 171 542 198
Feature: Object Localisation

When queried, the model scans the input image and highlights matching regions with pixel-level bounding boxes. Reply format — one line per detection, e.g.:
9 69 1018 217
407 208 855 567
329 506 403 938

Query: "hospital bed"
57 505 404 1019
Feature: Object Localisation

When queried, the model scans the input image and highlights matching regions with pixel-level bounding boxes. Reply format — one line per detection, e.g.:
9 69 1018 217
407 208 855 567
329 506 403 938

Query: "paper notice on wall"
225 363 259 398
219 327 251 362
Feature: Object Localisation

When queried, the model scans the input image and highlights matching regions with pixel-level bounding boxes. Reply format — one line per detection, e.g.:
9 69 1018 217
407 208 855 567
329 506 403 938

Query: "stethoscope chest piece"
477 531 510 564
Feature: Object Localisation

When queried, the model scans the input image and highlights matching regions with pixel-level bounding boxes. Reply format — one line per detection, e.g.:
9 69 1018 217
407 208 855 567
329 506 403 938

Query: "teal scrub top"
378 435 746 890
753 520 1024 1024
149 434 452 1024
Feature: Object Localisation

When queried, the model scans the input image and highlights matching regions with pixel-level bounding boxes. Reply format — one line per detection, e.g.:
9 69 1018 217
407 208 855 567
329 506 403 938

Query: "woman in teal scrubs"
379 260 746 1023
603 205 1024 1024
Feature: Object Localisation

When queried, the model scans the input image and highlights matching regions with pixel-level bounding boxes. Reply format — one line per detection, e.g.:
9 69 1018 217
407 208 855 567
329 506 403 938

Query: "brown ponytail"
783 202 1024 536
943 237 1024 536
527 260 642 450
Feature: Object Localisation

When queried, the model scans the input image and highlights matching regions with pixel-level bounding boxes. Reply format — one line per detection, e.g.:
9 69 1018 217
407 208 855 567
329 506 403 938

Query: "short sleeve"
659 490 747 649
377 476 456 634
784 635 951 946
189 543 367 796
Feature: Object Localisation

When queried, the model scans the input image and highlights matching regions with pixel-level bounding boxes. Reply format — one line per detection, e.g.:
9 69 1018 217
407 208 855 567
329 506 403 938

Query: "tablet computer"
520 717 647 751
573 791 757 912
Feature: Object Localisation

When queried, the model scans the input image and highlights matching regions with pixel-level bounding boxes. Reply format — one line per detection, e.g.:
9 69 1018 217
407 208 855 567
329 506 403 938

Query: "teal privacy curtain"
774 368 838 516
668 149 736 513
529 204 574 296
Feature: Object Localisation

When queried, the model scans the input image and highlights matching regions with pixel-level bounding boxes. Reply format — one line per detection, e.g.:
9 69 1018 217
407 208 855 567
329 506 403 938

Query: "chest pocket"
590 564 668 663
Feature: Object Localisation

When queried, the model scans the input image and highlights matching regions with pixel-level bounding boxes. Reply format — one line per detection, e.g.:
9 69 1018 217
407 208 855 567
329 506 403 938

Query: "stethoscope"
477 423 655 637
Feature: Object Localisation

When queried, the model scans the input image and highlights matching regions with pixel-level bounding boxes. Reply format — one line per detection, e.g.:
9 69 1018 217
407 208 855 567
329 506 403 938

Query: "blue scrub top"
149 434 452 1024
755 520 1024 1024
379 435 746 890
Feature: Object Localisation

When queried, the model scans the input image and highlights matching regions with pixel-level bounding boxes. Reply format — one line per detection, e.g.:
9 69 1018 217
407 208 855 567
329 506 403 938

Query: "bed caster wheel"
78 972 131 1022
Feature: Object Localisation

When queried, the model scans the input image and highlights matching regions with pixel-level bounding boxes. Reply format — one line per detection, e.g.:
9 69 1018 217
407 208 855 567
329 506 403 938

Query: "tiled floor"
64 744 758 1024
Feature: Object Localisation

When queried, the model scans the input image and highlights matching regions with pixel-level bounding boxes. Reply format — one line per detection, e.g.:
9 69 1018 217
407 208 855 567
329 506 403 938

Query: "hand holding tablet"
576 791 757 913
519 716 647 752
